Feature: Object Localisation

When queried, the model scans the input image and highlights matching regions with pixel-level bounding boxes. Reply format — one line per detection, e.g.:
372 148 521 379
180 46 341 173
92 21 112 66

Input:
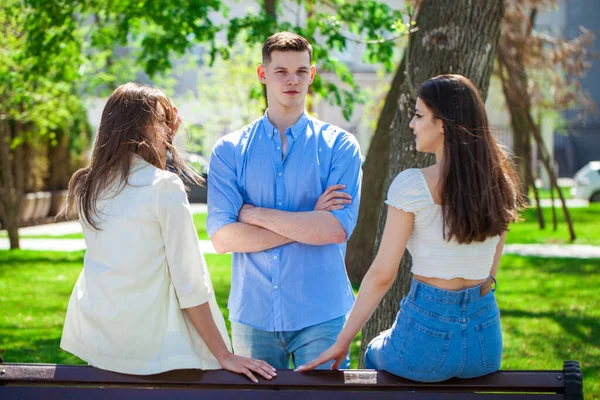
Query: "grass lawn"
496 255 599 397
507 203 600 245
529 187 572 200
1 250 598 396
192 213 209 240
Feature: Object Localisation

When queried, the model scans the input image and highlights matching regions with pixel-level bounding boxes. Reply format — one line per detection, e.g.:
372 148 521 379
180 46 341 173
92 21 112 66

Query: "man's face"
258 50 316 110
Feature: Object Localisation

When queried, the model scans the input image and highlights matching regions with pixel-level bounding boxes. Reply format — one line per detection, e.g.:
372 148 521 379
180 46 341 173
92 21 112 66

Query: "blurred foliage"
21 0 412 119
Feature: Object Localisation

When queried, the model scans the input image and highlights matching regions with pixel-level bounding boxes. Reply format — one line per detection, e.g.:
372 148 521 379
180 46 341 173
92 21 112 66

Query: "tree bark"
346 57 408 284
46 129 71 190
0 119 30 250
357 0 505 367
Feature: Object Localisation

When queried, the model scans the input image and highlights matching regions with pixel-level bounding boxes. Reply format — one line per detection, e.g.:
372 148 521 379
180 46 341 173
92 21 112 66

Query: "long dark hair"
67 82 201 229
417 74 523 244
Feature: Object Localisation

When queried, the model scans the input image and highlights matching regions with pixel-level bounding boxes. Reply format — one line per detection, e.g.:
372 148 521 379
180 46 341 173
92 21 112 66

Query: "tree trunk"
549 183 557 231
496 22 575 241
346 57 408 284
261 0 277 111
497 43 532 203
525 111 576 240
46 129 71 190
0 119 25 250
529 167 545 230
358 0 505 367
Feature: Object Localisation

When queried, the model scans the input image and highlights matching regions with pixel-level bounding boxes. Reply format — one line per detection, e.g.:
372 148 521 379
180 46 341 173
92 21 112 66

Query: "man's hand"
314 184 352 211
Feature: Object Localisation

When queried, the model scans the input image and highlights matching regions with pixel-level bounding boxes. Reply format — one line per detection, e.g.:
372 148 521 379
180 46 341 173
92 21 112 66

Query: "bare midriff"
413 274 488 291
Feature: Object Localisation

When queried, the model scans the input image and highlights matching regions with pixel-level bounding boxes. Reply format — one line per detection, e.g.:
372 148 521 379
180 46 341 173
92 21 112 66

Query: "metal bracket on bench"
563 360 583 400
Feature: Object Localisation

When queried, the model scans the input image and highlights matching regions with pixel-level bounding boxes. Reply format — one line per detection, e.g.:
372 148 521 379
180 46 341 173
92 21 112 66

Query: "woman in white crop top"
298 75 522 382
61 83 276 382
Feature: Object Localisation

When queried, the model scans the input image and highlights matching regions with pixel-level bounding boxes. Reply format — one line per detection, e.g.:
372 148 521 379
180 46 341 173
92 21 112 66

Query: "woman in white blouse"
298 75 522 382
61 82 276 382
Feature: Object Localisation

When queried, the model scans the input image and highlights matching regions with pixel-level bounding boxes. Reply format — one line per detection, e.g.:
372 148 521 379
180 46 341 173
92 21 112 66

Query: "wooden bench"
0 359 583 399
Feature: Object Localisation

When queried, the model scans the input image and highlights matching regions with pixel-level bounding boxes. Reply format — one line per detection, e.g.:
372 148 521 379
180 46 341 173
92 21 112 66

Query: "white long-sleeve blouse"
61 155 230 374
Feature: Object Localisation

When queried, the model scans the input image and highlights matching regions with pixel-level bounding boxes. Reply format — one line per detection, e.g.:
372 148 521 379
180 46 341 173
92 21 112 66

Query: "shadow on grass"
0 251 84 280
0 335 85 365
500 308 599 392
500 308 599 348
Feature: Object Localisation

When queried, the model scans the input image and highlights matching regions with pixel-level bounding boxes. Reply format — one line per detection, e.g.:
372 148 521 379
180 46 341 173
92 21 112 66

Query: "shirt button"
278 172 282 176
273 255 278 260
274 285 279 289
278 202 282 206
276 146 281 150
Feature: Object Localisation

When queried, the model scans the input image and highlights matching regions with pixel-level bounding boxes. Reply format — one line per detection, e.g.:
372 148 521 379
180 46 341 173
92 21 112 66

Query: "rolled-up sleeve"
206 138 243 238
156 173 212 309
328 132 363 241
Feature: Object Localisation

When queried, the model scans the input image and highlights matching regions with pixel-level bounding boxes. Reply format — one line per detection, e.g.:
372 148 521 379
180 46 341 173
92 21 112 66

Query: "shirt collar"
262 110 310 140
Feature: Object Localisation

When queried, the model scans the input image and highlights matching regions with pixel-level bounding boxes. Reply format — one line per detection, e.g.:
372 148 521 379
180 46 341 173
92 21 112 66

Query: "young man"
207 32 362 370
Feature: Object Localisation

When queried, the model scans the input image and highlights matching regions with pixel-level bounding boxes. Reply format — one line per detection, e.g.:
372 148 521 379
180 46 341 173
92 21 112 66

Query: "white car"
571 161 600 202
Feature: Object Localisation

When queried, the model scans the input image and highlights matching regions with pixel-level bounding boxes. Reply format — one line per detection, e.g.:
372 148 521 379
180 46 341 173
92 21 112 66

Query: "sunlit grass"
507 203 600 245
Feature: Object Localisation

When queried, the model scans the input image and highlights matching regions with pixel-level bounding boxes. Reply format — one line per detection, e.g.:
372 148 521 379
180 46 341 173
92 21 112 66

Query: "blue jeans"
231 316 350 370
365 277 502 382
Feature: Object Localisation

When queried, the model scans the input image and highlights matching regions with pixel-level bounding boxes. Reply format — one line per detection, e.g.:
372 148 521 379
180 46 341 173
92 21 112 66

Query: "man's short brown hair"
262 32 313 65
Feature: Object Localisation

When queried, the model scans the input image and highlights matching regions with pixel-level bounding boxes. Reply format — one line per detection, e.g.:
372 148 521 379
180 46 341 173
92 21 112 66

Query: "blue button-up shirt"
207 112 362 332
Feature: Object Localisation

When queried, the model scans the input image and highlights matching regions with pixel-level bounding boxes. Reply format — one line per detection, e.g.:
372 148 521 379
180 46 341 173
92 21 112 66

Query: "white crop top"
385 168 500 280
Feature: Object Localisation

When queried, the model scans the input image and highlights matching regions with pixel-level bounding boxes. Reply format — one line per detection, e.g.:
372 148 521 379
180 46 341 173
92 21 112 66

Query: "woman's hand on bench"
220 353 277 383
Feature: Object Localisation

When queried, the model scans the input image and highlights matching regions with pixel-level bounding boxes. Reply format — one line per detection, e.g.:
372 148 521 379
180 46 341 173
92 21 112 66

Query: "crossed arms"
207 134 362 254
211 185 351 253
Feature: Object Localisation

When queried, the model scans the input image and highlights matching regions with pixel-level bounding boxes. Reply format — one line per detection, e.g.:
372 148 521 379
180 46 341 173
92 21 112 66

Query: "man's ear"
309 65 316 84
257 64 267 84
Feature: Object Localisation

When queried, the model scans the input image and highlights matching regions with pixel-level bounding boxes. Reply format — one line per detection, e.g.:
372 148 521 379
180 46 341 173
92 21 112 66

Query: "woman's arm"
157 175 276 382
490 231 507 278
296 206 414 371
184 303 276 382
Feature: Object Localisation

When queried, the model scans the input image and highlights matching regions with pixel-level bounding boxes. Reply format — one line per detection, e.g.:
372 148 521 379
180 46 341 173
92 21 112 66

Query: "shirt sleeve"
328 132 363 241
385 169 428 213
206 138 243 238
156 172 212 309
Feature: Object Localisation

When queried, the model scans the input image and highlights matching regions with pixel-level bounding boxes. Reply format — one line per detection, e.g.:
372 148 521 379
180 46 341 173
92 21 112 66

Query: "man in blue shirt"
207 32 362 370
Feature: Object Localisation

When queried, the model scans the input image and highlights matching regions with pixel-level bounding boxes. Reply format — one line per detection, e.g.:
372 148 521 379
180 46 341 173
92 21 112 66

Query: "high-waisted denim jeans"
365 277 502 382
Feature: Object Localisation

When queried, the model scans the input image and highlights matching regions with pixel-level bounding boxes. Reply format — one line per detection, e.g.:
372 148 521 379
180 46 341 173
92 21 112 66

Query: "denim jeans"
231 316 350 370
365 277 502 382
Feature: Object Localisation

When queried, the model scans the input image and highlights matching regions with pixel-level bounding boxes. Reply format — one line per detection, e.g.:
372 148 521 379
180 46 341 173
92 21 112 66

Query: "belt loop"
490 275 497 293
409 280 417 301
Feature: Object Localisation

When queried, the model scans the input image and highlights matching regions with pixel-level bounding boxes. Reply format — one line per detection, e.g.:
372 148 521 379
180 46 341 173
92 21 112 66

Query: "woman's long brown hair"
417 75 524 244
67 82 202 230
